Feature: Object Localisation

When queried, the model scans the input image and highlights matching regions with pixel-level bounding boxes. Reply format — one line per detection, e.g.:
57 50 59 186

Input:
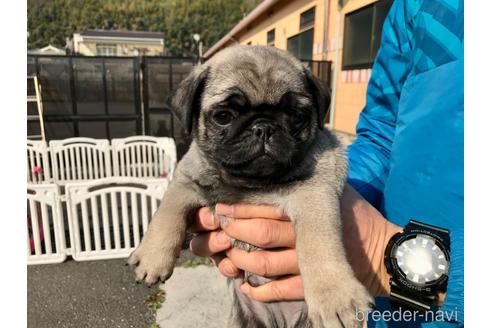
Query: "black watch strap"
389 282 436 311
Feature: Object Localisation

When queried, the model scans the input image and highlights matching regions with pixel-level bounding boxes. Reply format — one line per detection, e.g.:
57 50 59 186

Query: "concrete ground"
27 250 228 328
156 266 231 328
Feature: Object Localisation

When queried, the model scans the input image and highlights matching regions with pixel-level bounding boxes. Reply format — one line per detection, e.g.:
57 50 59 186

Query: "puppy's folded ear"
167 65 209 135
303 67 331 129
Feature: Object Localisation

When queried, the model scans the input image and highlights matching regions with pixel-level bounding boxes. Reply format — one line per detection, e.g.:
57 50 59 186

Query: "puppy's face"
170 46 330 181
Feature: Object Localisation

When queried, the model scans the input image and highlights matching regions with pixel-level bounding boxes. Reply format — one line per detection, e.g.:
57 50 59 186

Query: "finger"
216 203 289 220
215 256 241 278
226 248 300 276
221 218 296 248
211 254 240 278
240 275 304 302
188 207 220 233
189 231 231 257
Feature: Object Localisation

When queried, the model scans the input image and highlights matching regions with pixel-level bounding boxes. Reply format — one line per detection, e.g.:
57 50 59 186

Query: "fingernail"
224 262 236 276
216 231 230 245
216 204 233 215
205 210 215 227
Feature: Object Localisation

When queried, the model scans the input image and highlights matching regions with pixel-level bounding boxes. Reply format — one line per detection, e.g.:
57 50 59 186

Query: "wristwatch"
384 220 450 311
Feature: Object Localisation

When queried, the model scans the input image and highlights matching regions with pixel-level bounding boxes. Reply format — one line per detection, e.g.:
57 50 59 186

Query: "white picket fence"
111 136 176 178
26 136 176 265
50 138 112 184
66 178 167 261
27 136 177 185
27 184 66 264
27 140 51 184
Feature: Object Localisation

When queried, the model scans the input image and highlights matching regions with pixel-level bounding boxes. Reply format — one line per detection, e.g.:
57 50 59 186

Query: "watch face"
393 234 449 286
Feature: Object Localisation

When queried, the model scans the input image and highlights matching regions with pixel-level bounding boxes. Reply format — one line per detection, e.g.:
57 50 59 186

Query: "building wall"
212 0 381 135
73 34 165 57
238 0 324 52
328 0 377 134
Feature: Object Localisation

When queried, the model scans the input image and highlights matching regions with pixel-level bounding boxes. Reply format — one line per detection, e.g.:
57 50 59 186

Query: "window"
342 0 393 70
96 44 117 56
267 29 275 46
300 7 315 30
287 28 314 60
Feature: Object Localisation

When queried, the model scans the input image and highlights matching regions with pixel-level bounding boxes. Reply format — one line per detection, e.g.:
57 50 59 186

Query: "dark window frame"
287 28 314 61
267 29 275 46
300 7 316 30
342 0 393 70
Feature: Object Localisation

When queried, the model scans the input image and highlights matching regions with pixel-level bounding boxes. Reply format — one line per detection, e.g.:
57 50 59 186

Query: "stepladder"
27 75 46 141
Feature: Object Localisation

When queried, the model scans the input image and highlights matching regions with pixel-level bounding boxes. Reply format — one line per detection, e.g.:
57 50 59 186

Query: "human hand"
189 185 402 302
189 204 304 301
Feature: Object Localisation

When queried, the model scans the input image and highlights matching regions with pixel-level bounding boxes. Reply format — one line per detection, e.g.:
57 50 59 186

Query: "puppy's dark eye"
293 112 308 128
212 110 234 126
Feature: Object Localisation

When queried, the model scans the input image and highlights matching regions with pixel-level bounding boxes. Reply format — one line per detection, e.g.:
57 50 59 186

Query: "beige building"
72 30 165 57
204 0 393 134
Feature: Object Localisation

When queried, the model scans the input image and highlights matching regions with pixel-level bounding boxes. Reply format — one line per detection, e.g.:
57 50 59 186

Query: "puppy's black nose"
252 123 274 141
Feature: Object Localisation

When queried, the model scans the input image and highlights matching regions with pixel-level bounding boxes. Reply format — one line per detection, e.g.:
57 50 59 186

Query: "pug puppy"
129 45 372 328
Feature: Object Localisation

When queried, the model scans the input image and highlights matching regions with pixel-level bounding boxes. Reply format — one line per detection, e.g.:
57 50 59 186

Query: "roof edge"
203 0 281 58
80 29 165 39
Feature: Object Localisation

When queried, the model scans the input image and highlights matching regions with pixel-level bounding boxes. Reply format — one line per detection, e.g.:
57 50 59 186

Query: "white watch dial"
394 234 448 286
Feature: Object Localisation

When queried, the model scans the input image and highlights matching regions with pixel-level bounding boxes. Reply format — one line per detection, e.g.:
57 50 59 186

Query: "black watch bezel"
384 232 450 297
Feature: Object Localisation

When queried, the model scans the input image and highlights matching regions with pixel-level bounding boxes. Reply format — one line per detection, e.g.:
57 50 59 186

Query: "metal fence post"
68 56 79 137
139 56 148 135
101 58 110 139
134 56 143 135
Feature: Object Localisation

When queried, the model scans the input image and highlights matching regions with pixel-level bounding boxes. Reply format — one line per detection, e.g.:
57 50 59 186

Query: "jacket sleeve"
347 0 413 208
347 1 464 324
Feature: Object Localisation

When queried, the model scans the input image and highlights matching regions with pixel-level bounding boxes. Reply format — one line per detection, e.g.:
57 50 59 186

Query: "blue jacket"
347 0 463 327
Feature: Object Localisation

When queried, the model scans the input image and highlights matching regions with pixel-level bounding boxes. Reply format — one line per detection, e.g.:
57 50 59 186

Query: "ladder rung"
27 75 43 142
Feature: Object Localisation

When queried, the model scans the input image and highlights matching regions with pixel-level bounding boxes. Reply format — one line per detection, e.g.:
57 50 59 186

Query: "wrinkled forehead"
201 59 311 109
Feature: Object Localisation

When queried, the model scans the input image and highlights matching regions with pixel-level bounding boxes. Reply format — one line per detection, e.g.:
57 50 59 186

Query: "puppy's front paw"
128 242 176 286
307 279 373 328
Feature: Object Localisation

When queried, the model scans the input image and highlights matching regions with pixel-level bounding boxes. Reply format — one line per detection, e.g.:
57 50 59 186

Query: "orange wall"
331 0 377 133
237 0 325 52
